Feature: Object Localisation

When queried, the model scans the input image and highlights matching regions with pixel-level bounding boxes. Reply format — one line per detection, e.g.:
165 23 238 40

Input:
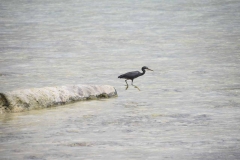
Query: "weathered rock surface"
0 85 117 113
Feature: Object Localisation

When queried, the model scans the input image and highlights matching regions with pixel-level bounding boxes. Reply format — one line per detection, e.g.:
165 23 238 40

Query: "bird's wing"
118 71 141 79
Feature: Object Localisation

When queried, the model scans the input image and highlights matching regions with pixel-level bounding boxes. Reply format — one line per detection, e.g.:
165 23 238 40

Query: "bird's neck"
141 69 146 76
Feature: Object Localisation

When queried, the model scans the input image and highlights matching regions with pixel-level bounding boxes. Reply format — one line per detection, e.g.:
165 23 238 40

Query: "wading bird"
118 66 153 90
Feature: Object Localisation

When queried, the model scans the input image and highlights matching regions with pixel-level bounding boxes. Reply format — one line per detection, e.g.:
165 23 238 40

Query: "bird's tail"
118 75 123 78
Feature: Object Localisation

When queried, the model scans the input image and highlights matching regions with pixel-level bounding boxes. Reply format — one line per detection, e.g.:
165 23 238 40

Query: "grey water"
0 0 240 159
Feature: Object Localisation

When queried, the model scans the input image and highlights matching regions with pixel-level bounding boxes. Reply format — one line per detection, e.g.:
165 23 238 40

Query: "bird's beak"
147 68 153 71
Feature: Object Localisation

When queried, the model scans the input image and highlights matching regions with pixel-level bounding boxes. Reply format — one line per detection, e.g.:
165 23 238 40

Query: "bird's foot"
132 85 141 91
135 87 141 91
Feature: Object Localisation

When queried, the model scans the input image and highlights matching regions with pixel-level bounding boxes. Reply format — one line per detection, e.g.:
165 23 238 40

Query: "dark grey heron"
118 66 153 89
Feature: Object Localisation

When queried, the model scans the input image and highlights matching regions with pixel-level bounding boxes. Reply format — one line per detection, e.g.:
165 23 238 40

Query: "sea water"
0 0 240 159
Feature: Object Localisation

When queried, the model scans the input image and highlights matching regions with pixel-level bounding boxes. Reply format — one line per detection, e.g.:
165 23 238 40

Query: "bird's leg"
125 84 129 90
125 80 128 86
131 80 141 91
134 85 141 91
125 80 129 90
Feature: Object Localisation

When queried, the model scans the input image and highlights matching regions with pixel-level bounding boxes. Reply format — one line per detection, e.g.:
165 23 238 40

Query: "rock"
0 85 117 113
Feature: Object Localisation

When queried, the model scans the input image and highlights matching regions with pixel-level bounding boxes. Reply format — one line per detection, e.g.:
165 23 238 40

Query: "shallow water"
0 0 240 159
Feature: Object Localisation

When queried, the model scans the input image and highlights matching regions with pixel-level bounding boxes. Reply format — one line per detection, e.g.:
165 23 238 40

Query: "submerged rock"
0 85 117 113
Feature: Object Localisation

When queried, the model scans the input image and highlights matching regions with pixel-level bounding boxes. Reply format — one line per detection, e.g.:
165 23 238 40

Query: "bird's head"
142 66 153 71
